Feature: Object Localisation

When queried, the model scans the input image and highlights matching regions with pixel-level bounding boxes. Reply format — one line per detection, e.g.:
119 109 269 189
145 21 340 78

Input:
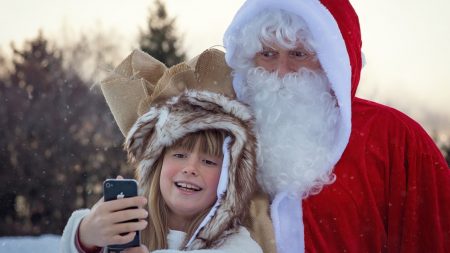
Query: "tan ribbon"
100 48 235 136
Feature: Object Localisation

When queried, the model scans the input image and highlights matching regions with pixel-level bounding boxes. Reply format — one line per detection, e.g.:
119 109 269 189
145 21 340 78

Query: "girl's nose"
182 164 198 176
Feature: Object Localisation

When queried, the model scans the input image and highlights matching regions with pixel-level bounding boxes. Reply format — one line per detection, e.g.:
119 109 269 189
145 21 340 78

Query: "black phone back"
103 179 138 201
103 179 140 252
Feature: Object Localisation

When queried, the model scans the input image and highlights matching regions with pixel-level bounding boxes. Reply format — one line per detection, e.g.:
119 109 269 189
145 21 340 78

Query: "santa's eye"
289 50 308 58
259 49 278 58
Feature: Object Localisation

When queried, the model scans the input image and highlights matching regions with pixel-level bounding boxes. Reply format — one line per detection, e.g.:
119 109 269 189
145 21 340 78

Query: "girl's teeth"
176 182 201 191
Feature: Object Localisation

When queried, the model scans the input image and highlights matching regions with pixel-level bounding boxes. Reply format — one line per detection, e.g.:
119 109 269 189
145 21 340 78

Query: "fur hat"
100 49 258 249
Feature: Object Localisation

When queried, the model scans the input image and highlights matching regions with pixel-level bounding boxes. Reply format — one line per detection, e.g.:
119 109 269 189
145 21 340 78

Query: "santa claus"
223 0 450 252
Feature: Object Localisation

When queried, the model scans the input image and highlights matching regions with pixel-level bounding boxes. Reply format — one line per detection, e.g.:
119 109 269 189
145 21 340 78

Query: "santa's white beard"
240 67 340 198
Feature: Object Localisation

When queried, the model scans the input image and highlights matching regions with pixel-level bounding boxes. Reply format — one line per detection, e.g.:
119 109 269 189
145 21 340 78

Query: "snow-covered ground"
0 235 60 253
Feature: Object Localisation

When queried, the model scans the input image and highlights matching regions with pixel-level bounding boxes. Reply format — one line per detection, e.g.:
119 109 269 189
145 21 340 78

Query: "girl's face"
160 140 223 224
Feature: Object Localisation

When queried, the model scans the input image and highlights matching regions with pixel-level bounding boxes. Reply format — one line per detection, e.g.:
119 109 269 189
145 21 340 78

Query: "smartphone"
103 179 140 252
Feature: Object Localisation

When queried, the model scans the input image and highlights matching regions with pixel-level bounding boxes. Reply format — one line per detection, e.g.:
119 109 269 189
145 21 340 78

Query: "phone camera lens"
106 182 112 188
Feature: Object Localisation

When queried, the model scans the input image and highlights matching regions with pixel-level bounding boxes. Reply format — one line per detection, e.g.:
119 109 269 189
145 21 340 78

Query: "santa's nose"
276 55 295 77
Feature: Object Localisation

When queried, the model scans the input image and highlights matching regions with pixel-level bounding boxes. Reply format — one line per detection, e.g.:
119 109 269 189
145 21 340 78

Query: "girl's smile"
174 181 202 192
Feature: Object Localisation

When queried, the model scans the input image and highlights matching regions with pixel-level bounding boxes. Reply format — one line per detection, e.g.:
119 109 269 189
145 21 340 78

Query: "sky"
1 0 449 141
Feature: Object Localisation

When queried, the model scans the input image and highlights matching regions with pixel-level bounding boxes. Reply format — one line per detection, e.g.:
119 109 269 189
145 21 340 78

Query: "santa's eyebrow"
261 46 276 51
291 46 316 54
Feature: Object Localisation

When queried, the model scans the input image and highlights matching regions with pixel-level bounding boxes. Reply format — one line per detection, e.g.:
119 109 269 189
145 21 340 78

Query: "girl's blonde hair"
141 129 226 250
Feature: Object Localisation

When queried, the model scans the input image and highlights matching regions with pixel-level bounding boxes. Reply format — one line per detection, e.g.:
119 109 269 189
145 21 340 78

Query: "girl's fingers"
95 219 146 246
124 245 149 253
110 231 137 245
110 220 148 235
103 196 148 212
108 208 148 224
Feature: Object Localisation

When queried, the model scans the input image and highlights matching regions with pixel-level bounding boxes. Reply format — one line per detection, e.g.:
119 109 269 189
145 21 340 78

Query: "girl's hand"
78 194 148 248
124 245 150 253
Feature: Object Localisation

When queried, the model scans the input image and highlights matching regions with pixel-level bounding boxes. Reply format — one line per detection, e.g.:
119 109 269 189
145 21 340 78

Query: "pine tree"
0 33 129 235
139 0 186 67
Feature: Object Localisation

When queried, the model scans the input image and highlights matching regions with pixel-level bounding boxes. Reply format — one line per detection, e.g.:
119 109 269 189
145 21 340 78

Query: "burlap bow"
100 48 235 136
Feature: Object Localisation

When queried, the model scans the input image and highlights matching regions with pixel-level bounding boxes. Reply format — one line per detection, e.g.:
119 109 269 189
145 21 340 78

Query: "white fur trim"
271 192 304 253
60 209 90 253
154 227 262 253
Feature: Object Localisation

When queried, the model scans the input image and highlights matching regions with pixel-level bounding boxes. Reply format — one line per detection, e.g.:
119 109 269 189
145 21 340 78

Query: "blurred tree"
139 0 186 67
0 32 130 236
60 29 124 83
0 50 8 77
442 142 450 167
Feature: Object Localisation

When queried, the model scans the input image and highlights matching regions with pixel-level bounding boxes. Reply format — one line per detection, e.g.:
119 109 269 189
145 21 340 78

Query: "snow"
0 235 60 253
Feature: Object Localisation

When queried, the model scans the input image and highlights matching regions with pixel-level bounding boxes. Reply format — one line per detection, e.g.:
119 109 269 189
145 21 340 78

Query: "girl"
60 49 262 253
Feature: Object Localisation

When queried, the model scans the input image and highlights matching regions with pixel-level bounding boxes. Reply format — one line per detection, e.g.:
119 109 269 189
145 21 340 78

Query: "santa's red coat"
303 97 450 252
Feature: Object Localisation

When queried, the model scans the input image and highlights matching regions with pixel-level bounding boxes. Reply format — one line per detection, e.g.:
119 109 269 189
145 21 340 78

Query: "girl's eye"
203 159 218 166
173 153 186 159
